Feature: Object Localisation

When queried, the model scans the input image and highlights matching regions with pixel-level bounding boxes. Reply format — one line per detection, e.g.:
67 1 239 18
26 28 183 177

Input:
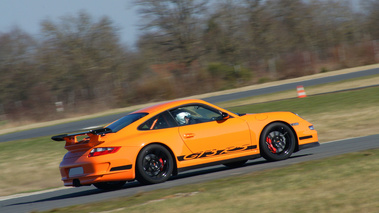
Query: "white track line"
0 187 70 201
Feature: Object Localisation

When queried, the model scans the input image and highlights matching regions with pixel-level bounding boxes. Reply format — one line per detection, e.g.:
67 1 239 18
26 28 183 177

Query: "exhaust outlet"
73 179 81 187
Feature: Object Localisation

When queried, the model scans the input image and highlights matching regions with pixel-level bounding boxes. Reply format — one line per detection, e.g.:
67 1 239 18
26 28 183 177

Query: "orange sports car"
52 99 319 190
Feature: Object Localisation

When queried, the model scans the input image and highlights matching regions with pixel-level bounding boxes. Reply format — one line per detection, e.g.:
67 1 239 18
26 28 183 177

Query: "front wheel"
260 122 296 161
136 144 174 185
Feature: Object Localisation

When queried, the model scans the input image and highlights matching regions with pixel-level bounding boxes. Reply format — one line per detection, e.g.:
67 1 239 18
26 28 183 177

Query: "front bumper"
292 122 319 151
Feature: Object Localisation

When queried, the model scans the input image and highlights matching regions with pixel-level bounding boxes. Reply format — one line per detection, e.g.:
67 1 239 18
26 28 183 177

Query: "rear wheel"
260 122 296 161
93 181 126 190
136 144 174 184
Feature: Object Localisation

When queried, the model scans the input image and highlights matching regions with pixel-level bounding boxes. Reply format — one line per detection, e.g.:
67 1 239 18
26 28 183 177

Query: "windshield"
107 113 148 132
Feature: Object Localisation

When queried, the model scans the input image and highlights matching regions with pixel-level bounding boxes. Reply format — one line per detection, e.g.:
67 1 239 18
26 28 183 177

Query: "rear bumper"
59 147 139 187
61 162 134 186
62 168 134 186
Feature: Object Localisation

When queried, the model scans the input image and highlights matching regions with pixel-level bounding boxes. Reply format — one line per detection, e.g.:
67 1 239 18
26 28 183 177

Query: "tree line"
1 0 379 123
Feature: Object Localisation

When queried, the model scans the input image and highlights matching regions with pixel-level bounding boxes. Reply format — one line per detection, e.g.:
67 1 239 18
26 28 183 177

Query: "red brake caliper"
266 137 277 153
159 158 164 171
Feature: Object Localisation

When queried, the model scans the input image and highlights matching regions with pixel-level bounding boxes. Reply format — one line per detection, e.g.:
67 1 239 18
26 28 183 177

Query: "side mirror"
221 112 230 120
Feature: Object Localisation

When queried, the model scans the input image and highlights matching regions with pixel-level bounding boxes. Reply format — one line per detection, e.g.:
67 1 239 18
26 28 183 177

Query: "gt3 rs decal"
177 144 257 161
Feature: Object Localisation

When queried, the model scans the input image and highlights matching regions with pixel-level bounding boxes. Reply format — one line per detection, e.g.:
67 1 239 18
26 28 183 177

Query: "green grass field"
227 86 379 116
0 137 66 196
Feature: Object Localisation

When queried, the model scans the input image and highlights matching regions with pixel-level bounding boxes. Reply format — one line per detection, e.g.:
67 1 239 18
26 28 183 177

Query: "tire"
93 181 126 190
136 144 174 185
259 122 296 161
223 160 248 168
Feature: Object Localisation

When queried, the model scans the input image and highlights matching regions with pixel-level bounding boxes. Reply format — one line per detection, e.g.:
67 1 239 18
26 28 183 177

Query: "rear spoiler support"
51 128 111 151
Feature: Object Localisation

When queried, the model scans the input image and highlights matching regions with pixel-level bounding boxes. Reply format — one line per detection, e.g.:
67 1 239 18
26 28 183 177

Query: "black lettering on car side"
177 145 257 161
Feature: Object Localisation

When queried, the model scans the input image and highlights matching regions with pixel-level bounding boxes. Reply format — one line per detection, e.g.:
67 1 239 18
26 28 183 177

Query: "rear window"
107 113 148 132
138 111 177 130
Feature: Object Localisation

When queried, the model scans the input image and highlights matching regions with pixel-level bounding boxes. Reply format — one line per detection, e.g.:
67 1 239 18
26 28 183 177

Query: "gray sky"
0 0 139 47
0 0 364 48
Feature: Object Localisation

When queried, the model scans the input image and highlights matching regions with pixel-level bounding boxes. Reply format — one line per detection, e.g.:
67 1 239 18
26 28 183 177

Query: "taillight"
88 147 121 157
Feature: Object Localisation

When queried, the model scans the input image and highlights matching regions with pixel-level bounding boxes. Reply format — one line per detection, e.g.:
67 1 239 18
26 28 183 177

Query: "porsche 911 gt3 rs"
52 99 319 190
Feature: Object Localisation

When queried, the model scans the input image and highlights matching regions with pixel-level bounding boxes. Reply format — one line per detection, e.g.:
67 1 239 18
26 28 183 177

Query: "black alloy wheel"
136 144 174 184
260 122 296 161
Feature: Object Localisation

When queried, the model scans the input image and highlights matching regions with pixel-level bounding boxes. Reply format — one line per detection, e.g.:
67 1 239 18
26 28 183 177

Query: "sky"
0 0 139 47
0 0 364 48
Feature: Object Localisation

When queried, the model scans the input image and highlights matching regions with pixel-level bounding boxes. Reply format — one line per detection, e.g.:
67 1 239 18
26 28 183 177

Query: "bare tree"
134 0 208 67
242 0 274 61
203 0 245 64
0 28 40 119
38 12 126 107
362 0 379 39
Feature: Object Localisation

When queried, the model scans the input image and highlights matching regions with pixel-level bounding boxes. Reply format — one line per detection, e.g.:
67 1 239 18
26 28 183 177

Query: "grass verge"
227 85 379 115
41 148 379 213
0 137 66 196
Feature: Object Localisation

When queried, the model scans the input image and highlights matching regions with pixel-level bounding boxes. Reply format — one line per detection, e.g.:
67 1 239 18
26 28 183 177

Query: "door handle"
183 133 195 138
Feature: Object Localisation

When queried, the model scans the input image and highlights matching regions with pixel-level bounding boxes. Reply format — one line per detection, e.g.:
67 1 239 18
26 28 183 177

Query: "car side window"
170 105 222 125
138 111 177 130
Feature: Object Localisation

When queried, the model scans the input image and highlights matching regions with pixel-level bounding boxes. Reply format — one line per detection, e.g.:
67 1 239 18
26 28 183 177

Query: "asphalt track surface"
1 134 378 213
0 67 379 143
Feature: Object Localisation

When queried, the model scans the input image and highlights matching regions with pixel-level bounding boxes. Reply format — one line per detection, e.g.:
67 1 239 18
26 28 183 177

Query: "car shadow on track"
170 153 312 180
6 153 312 207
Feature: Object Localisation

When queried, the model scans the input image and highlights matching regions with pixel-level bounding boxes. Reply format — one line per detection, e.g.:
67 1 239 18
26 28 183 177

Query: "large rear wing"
51 131 88 142
51 128 111 151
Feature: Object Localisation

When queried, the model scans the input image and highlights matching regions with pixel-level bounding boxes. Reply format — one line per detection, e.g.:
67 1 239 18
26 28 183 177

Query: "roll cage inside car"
138 103 232 130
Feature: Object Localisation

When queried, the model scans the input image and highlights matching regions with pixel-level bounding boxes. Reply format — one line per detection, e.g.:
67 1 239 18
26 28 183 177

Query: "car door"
171 105 251 156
